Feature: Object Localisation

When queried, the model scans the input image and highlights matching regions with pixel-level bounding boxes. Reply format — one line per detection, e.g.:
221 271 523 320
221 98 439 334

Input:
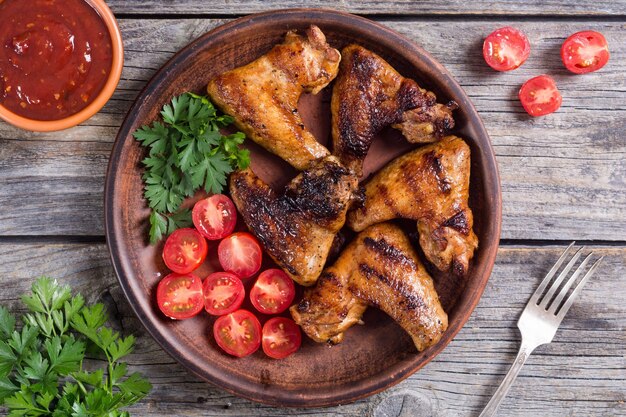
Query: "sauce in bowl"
0 0 113 121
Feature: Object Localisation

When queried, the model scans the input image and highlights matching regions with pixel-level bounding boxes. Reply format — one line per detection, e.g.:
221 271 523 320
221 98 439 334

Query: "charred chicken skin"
290 222 448 351
392 100 458 144
347 136 478 277
229 156 358 286
331 44 456 176
207 25 340 170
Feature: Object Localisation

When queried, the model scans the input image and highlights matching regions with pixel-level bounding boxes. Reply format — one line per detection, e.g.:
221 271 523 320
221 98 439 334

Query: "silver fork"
478 242 604 417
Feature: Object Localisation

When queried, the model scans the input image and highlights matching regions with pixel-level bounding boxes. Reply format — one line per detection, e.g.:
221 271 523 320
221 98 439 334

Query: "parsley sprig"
133 92 250 244
0 277 151 417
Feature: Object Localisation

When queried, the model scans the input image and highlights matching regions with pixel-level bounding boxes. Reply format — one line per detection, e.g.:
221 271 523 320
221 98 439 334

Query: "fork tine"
556 256 604 320
538 246 584 308
547 252 593 314
529 242 576 305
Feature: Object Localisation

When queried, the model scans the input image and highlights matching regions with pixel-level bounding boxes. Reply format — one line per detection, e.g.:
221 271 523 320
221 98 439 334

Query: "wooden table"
1 1 624 416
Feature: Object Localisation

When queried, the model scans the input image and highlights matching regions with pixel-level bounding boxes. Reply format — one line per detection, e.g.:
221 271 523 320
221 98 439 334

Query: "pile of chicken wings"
206 26 478 352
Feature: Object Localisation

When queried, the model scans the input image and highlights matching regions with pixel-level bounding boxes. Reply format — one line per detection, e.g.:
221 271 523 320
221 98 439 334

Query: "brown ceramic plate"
105 9 501 407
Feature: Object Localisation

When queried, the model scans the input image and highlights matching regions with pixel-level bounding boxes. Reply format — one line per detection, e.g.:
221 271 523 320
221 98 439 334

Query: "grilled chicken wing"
229 156 358 286
290 222 448 351
347 136 478 276
331 44 456 176
392 100 458 144
207 25 340 170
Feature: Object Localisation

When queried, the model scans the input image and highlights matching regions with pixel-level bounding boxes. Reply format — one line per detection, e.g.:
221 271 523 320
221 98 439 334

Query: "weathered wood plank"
0 243 623 416
0 19 625 240
106 0 626 17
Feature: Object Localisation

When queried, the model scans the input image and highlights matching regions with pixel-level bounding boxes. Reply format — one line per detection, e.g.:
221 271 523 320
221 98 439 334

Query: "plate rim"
104 8 502 408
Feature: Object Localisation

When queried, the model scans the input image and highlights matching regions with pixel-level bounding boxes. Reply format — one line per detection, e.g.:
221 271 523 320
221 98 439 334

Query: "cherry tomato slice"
213 309 262 357
250 269 295 315
162 228 208 274
203 272 245 316
217 232 262 279
262 317 301 359
156 273 204 320
561 30 609 74
192 194 238 240
483 27 530 71
519 75 562 117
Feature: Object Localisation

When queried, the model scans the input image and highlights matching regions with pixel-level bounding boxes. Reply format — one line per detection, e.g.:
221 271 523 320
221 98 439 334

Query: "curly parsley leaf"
134 92 249 244
0 277 152 415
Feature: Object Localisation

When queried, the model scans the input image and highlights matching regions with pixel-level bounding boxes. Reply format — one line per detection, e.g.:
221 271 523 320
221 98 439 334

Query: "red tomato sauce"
0 0 113 120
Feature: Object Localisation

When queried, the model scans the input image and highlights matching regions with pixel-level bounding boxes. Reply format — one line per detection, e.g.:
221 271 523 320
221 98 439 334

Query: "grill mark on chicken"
320 270 343 287
439 101 458 131
296 298 310 313
375 184 401 219
442 210 470 235
393 100 458 144
452 258 466 277
347 136 478 277
352 48 376 87
337 101 371 161
395 81 426 116
230 174 300 275
207 26 339 170
363 237 416 269
334 47 426 167
290 223 448 351
230 156 358 286
357 264 426 311
284 160 352 222
331 45 456 176
424 151 452 193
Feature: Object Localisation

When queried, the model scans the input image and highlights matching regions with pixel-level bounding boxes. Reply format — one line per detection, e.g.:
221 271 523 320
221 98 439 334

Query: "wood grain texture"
0 243 623 416
1 19 624 240
105 1 626 17
1 3 624 416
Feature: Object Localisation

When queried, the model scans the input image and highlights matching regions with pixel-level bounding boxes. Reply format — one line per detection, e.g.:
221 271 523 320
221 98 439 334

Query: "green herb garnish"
133 92 250 244
0 277 151 417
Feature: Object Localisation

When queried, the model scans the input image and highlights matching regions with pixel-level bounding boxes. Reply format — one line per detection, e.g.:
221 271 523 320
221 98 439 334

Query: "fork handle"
478 343 535 417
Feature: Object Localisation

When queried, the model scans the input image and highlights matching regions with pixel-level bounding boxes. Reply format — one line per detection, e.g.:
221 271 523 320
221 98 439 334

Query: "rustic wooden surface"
2 19 625 240
0 2 625 416
106 1 626 16
0 244 623 416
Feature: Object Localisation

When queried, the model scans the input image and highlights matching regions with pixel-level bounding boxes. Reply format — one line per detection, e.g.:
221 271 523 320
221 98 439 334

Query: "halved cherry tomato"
262 317 301 359
162 228 208 274
203 272 245 316
483 27 531 71
561 30 609 74
519 75 562 117
217 232 262 279
213 309 262 357
192 194 237 240
250 269 295 315
156 273 204 320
